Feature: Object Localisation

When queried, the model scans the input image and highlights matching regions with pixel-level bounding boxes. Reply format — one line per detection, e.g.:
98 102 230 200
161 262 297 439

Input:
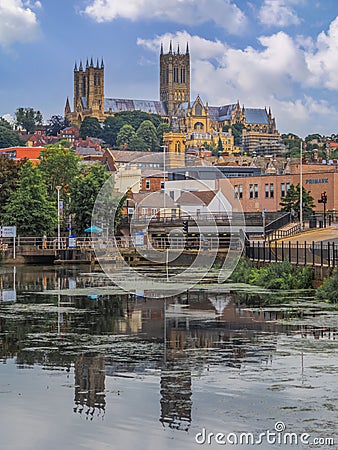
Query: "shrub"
316 269 338 303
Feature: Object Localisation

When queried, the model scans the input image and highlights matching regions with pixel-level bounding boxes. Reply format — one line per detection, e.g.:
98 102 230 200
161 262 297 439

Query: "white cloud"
306 16 338 90
83 0 247 34
0 0 40 47
137 25 338 135
259 0 301 27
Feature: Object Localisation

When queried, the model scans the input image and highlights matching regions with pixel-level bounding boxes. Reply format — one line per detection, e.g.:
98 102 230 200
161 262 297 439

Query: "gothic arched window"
195 103 202 116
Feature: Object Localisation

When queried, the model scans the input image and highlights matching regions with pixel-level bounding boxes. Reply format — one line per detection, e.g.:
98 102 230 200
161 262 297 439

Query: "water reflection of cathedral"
74 354 106 420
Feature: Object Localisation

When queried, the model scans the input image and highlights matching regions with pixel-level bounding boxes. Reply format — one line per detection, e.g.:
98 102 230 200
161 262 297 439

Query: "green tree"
136 120 159 151
217 136 224 152
79 117 102 139
2 162 56 235
0 156 25 216
316 269 338 303
102 116 126 146
116 124 136 147
15 107 43 134
280 184 315 218
128 135 148 151
70 164 109 233
224 123 244 146
0 125 25 148
45 115 70 136
156 122 170 146
39 145 80 196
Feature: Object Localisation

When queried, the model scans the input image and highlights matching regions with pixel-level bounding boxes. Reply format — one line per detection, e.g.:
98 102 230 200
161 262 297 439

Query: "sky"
1 0 338 137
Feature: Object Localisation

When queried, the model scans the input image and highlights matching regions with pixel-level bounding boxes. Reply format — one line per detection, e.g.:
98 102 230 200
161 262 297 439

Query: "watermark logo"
195 422 335 446
91 155 246 298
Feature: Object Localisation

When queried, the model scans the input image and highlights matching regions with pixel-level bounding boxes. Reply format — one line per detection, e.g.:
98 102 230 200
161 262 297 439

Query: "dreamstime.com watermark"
195 422 335 446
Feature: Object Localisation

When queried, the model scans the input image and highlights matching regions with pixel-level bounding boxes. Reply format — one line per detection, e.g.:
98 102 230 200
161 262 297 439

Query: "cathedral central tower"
160 42 190 118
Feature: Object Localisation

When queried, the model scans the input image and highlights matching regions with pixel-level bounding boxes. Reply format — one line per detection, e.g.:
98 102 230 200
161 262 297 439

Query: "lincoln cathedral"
65 43 282 154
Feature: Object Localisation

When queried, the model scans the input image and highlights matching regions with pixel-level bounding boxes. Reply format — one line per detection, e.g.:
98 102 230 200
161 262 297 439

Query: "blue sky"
1 0 338 136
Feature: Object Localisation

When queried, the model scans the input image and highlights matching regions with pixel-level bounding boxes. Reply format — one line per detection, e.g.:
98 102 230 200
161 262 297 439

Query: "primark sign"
305 178 328 184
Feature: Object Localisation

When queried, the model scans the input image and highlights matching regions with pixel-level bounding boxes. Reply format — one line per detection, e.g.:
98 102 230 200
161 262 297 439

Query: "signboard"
68 236 77 248
128 207 134 215
135 232 145 247
0 226 17 238
1 289 16 302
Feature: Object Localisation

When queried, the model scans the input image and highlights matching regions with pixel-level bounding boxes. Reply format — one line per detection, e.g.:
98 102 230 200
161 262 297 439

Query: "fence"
245 240 338 268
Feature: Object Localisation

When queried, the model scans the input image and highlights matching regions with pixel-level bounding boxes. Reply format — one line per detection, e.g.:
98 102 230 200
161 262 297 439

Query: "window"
265 184 269 199
270 183 274 198
180 68 186 83
142 208 148 216
145 179 150 190
151 208 158 216
173 67 179 83
254 184 258 199
234 185 239 199
195 104 202 116
160 181 164 189
281 183 285 198
239 185 243 199
249 184 254 199
286 182 290 192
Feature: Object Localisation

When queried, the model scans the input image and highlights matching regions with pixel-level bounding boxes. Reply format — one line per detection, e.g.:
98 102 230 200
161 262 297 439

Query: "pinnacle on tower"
90 57 94 68
101 57 104 68
186 42 189 54
79 60 83 71
177 43 180 54
86 58 89 68
160 42 163 55
74 61 78 71
169 40 172 54
96 58 99 69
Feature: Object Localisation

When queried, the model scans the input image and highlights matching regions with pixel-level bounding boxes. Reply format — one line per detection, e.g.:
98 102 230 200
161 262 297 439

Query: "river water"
0 265 337 450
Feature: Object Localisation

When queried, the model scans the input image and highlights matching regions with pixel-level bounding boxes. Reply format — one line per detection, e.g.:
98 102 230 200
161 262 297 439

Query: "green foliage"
2 162 56 235
231 259 313 290
230 259 255 284
70 164 109 233
102 116 126 146
116 124 136 147
217 136 224 152
102 111 163 147
0 125 25 148
280 183 315 217
224 123 244 146
316 269 338 303
45 115 70 136
136 120 159 151
156 122 170 146
0 156 25 216
128 135 148 151
39 145 80 195
79 117 102 139
15 107 43 134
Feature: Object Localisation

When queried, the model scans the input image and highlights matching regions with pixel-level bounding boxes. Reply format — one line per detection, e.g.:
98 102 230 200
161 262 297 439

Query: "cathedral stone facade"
65 44 282 154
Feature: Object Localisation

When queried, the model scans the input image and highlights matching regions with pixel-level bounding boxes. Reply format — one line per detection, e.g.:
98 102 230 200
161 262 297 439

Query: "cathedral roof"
104 98 168 116
244 108 269 125
208 104 236 121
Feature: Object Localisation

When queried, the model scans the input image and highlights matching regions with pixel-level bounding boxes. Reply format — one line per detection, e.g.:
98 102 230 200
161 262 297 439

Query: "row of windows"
162 68 187 84
234 183 291 200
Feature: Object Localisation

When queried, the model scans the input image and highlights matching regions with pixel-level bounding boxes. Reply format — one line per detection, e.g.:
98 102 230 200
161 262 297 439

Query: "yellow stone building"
65 44 282 156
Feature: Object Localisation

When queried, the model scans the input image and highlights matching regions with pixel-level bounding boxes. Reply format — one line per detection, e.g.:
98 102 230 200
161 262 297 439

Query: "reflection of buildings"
160 365 192 431
74 354 106 420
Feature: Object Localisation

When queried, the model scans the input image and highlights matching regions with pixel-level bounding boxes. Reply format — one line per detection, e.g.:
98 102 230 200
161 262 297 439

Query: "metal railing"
245 240 338 268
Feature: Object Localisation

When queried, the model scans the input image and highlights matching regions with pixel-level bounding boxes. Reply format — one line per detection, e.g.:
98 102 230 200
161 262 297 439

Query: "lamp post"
300 140 303 231
161 145 168 221
56 185 62 250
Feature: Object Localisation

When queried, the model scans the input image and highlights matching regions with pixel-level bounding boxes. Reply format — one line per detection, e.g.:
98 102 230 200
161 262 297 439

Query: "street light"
56 185 62 250
161 145 168 220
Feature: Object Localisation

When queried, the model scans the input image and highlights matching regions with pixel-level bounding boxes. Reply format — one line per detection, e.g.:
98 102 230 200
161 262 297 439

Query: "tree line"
0 146 121 236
